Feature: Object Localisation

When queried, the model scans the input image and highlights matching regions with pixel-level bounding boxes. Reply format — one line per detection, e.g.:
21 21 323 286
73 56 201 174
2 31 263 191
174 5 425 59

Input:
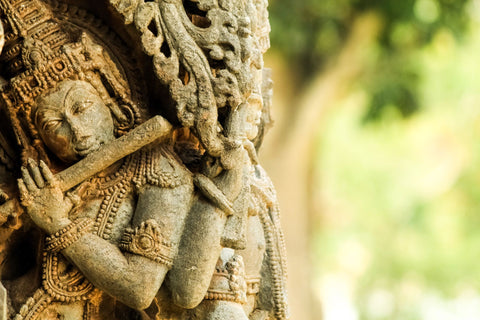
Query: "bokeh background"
261 0 480 319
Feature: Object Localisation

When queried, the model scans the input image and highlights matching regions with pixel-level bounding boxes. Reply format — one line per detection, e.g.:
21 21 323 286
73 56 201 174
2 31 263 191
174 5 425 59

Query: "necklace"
88 156 136 240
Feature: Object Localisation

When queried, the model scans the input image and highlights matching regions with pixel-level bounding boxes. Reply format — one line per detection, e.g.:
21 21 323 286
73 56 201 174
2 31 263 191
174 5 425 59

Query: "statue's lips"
74 142 101 156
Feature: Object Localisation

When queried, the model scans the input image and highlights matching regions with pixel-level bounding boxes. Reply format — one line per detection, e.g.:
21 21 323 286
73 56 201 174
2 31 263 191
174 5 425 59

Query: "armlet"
119 219 174 268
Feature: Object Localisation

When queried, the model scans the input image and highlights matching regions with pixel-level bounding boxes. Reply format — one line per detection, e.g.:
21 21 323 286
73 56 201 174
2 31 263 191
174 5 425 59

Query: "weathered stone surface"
0 0 288 319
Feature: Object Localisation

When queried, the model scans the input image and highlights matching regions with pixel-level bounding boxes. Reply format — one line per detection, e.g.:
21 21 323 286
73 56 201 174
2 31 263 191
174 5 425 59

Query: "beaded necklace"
87 155 137 240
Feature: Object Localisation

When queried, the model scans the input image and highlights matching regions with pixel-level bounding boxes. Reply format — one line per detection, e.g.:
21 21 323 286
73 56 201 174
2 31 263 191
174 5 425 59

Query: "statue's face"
34 80 115 163
245 94 262 141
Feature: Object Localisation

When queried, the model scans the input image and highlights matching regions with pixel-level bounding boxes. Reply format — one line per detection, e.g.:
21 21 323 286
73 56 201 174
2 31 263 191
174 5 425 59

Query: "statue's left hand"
18 159 72 234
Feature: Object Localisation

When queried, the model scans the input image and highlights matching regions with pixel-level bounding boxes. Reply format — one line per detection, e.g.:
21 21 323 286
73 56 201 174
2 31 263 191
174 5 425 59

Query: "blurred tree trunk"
260 12 381 320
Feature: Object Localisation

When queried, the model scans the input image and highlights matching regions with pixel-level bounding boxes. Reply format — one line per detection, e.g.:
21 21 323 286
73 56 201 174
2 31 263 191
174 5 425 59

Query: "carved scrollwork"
110 0 269 158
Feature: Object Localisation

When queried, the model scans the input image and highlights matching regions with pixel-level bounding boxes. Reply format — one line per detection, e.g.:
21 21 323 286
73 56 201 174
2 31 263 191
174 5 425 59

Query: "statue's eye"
73 100 93 114
43 119 62 132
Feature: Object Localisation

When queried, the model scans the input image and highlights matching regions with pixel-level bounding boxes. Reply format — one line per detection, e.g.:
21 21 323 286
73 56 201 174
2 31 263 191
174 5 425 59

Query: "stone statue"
0 0 288 319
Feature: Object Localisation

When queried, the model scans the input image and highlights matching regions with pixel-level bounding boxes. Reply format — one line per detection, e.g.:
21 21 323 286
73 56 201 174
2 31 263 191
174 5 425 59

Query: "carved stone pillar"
0 0 289 319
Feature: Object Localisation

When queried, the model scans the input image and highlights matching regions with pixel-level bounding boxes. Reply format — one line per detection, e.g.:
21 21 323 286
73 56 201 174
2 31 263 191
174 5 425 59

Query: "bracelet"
45 218 93 252
205 254 247 304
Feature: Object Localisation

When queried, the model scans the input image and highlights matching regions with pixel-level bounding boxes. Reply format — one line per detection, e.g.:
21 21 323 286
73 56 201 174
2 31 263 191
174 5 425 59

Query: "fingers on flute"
21 166 38 193
39 160 54 186
28 158 45 188
17 179 31 206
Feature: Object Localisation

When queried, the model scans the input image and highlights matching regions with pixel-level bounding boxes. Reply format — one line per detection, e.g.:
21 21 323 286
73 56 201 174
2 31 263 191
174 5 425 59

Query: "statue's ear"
111 102 135 135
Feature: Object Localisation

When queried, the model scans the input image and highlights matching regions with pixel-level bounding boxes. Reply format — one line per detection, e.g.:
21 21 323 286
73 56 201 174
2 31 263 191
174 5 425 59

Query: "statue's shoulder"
132 143 192 190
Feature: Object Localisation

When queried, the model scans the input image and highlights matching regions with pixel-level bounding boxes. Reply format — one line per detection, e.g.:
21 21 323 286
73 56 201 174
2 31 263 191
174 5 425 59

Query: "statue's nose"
68 119 91 146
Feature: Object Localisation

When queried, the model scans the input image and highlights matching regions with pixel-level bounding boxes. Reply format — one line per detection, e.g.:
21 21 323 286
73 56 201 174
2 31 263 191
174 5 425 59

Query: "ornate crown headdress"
0 0 143 164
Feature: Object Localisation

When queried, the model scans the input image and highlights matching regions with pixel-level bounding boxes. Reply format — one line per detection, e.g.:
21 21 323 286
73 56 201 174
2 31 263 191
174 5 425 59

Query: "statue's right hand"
18 159 72 234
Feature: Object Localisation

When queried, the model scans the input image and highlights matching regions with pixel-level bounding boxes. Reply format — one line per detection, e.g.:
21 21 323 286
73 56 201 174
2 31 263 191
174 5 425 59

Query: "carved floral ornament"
0 0 288 319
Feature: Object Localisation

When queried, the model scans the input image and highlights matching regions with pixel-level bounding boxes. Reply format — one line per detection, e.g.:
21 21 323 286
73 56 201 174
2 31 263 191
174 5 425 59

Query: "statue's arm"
169 195 227 308
18 159 193 310
63 233 165 309
63 182 193 309
169 151 246 308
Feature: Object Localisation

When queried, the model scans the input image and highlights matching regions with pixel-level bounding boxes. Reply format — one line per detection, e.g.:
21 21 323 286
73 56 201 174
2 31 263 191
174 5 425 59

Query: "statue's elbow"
125 292 156 311
120 281 158 310
172 290 205 309
169 268 213 308
121 265 167 310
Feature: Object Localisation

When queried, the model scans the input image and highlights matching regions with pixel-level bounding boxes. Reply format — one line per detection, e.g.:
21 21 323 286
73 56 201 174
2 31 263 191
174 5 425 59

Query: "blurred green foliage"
268 0 470 121
267 0 480 318
307 5 480 318
314 27 480 316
